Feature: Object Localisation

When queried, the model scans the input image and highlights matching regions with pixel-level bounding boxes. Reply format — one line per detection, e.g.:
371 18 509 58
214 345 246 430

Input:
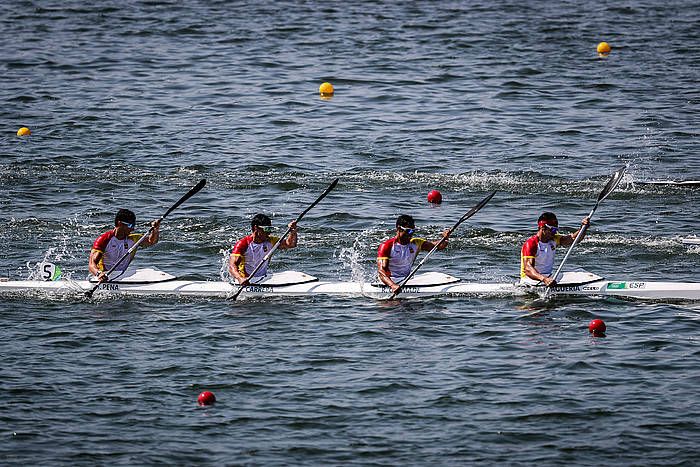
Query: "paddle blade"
85 285 97 298
596 166 626 204
328 177 339 192
456 190 497 227
162 179 207 220
296 177 339 222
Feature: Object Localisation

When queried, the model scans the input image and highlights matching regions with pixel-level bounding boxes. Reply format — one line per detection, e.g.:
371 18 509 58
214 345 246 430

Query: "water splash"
333 228 385 282
218 248 232 281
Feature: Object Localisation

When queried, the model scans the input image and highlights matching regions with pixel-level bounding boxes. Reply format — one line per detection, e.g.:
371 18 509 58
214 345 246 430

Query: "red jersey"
377 236 426 278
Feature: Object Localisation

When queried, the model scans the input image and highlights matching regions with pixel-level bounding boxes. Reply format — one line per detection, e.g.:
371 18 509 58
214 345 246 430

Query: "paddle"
388 190 497 299
229 177 339 301
85 179 206 298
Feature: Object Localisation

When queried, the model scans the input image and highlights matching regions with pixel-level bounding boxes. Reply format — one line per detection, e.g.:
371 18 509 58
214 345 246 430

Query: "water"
1 1 699 464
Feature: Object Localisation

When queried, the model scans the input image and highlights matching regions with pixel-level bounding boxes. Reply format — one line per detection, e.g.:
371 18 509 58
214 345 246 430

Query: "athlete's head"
537 212 558 228
251 213 272 230
396 214 415 230
115 209 136 228
537 212 559 239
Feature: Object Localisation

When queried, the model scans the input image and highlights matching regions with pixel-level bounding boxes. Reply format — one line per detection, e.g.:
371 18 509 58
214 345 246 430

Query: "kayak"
1 268 699 301
636 180 700 186
682 237 700 246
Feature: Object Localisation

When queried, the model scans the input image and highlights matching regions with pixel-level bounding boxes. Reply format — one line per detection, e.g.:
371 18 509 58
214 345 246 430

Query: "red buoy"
427 190 442 204
197 391 216 406
588 319 606 336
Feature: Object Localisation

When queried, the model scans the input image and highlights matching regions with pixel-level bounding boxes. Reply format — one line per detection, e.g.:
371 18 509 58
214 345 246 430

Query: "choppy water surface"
1 1 699 465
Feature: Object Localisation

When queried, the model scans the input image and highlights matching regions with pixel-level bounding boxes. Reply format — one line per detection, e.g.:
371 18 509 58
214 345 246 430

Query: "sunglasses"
398 226 416 235
120 221 135 229
544 224 559 234
256 225 273 233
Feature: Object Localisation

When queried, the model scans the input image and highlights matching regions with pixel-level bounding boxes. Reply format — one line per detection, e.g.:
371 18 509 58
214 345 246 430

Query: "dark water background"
1 1 699 465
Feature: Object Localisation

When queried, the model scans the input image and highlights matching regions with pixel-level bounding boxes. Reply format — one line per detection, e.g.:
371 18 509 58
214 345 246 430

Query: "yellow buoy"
319 82 334 97
597 41 611 55
17 127 31 137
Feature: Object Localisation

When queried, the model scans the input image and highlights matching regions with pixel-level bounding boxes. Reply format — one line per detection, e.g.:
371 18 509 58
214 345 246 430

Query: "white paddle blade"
597 166 626 204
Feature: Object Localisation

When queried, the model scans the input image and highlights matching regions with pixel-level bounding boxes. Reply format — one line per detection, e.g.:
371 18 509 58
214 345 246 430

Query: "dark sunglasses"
399 226 415 235
544 224 559 234
120 221 135 229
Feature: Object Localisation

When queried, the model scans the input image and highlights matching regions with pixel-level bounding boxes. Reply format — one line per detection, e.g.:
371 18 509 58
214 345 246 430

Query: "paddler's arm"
88 250 108 282
523 257 556 286
378 258 400 293
559 217 590 247
421 229 450 251
228 253 249 286
279 220 298 250
141 219 162 248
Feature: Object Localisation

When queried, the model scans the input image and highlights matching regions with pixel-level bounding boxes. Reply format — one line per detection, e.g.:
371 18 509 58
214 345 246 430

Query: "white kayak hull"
637 180 700 186
682 237 700 245
1 269 699 301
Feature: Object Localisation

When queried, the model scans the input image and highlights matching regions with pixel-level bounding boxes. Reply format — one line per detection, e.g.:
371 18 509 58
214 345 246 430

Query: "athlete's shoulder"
92 230 115 251
521 234 539 255
411 237 426 249
523 234 539 245
378 237 396 257
232 234 253 254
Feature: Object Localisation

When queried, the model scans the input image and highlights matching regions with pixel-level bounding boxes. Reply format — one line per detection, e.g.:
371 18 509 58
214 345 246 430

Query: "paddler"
89 209 161 282
520 212 589 286
377 214 450 293
228 214 297 285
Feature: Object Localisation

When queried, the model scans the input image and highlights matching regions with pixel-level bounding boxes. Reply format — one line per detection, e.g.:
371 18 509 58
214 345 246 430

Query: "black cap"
115 209 136 226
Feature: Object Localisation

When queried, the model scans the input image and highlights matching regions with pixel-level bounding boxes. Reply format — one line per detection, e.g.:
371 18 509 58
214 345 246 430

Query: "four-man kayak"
1 268 699 301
